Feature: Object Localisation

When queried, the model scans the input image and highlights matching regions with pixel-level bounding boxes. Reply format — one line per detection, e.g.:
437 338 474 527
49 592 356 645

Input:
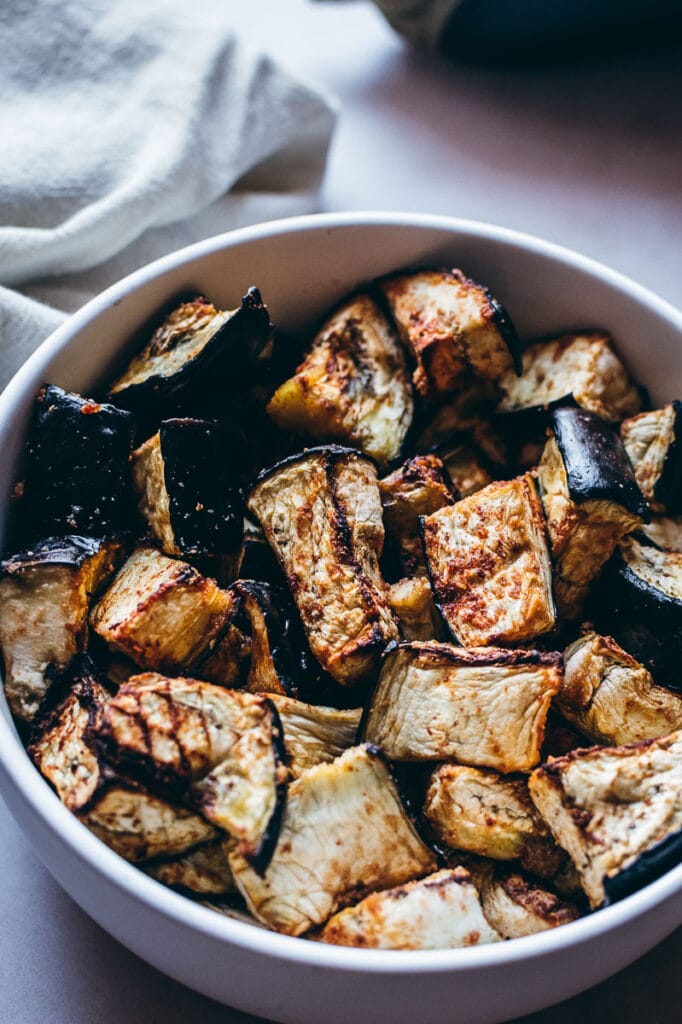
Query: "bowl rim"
0 210 681 975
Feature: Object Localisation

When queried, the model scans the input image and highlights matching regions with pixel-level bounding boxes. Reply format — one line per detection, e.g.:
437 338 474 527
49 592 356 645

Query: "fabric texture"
0 0 336 388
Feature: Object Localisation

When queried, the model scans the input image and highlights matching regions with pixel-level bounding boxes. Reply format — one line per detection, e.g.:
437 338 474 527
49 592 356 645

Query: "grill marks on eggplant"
318 867 501 949
228 744 437 936
378 269 519 400
247 447 398 686
364 643 561 772
422 474 555 646
0 537 125 721
537 409 647 619
93 674 287 871
267 293 413 467
621 402 682 513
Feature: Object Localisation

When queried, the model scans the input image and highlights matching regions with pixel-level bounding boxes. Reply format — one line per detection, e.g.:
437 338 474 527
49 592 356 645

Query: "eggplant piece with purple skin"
621 402 682 513
21 385 136 538
131 418 249 574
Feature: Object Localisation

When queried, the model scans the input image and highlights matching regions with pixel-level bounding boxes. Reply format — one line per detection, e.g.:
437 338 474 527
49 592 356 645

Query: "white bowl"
0 213 680 1024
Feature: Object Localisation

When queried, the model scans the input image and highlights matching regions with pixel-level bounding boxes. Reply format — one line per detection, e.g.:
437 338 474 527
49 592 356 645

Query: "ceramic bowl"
0 213 680 1024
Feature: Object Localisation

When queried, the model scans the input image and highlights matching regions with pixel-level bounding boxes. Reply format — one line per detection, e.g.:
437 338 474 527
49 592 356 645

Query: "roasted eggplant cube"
267 293 413 467
589 536 682 691
561 631 682 745
145 840 234 895
621 402 682 513
497 332 642 422
432 436 493 499
231 579 309 699
469 861 581 939
379 455 455 577
529 731 682 908
638 515 682 552
22 384 136 536
388 576 444 642
266 694 362 779
93 673 287 869
319 868 501 949
0 536 124 721
422 474 555 646
109 289 272 411
247 446 399 686
378 269 519 400
364 643 561 772
131 418 247 565
228 744 437 936
537 408 647 619
89 546 233 674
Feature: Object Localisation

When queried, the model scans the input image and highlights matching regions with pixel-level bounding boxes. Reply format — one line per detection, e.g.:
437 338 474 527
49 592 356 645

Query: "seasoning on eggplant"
89 546 234 675
422 474 555 646
228 743 437 936
318 868 501 949
28 658 216 862
364 642 561 772
588 535 682 691
93 673 287 870
528 730 682 908
0 536 125 721
20 384 136 538
267 293 413 466
378 269 519 400
266 694 362 778
145 840 234 895
379 454 455 578
109 289 272 410
247 446 399 686
621 402 682 513
231 579 308 699
537 408 648 619
131 418 248 572
497 332 642 422
560 631 682 745
468 861 581 939
388 576 444 642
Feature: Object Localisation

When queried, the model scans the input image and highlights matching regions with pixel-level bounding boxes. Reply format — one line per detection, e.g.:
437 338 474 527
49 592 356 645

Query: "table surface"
1 2 680 1022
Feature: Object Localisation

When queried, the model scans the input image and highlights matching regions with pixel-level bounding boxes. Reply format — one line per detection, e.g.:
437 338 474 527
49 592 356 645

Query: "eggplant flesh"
364 643 561 772
319 868 501 949
388 576 444 642
621 402 682 513
227 744 437 936
234 580 309 699
0 536 124 721
247 446 398 686
560 631 682 745
468 861 581 939
638 516 682 552
21 384 136 538
145 840 234 895
378 269 519 400
422 474 555 646
267 293 413 467
131 418 248 562
379 454 455 578
266 693 362 778
92 673 287 871
496 332 642 422
528 730 682 908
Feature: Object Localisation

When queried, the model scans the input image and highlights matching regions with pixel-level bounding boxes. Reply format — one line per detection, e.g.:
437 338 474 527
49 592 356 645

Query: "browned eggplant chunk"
267 293 413 466
364 643 561 772
247 446 398 686
422 474 555 646
529 731 682 908
379 454 455 577
378 269 519 400
0 536 125 721
469 861 581 939
228 744 438 936
388 576 444 642
621 402 682 513
266 694 362 778
145 840 234 895
318 868 501 949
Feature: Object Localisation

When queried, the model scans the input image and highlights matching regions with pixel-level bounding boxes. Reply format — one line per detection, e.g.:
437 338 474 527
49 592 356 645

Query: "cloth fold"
0 0 336 388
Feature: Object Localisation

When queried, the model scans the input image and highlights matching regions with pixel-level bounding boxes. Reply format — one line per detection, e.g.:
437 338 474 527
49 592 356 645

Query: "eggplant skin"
22 384 136 537
318 868 502 949
267 293 413 467
233 579 309 699
621 402 682 513
0 536 125 722
422 474 555 646
364 642 562 772
378 269 519 400
247 446 399 686
496 332 642 422
528 730 682 908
